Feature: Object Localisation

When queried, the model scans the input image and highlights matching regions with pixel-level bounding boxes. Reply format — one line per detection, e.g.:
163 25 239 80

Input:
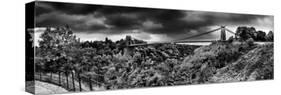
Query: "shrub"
246 38 254 46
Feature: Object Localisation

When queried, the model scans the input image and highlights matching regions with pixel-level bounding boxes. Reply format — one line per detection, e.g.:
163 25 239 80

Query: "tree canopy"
235 26 273 42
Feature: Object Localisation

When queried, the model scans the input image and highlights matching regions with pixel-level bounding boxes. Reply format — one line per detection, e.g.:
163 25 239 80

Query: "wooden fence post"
65 72 69 89
58 71 61 85
89 76 92 91
39 72 42 80
78 73 82 91
71 71 76 91
50 72 53 81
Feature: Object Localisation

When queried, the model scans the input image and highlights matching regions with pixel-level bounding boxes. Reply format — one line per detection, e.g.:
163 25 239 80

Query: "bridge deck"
129 40 217 47
128 41 273 47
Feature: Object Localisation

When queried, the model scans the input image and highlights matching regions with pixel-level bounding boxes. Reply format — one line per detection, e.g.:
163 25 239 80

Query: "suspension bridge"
124 26 236 56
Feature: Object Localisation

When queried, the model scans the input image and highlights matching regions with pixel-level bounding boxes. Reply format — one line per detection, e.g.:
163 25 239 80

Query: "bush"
246 38 254 46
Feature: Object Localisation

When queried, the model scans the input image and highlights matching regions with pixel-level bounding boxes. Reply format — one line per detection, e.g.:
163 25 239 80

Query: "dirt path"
34 80 68 95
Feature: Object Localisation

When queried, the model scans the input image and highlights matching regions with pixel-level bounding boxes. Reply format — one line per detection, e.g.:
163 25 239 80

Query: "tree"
36 25 80 76
39 26 79 49
228 36 234 43
256 31 266 41
266 31 274 42
235 26 269 42
236 26 253 41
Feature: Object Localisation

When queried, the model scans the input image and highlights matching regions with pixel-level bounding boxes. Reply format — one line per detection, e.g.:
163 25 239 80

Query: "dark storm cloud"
35 1 102 15
104 14 142 30
195 12 269 25
35 3 53 16
35 12 109 32
35 1 273 39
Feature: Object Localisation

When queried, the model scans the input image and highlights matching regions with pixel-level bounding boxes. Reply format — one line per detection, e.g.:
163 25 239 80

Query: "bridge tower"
220 26 226 41
123 35 134 57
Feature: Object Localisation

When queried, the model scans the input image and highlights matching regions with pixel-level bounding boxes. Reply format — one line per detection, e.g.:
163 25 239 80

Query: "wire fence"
34 71 104 92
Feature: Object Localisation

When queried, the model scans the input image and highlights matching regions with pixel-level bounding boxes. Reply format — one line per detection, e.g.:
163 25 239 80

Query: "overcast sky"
34 1 274 43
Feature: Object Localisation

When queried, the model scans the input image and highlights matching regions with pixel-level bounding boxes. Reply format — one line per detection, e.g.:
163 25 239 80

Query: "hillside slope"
180 41 273 84
211 44 273 82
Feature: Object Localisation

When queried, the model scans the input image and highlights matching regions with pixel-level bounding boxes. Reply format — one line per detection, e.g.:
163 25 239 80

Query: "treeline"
80 36 146 56
234 26 273 41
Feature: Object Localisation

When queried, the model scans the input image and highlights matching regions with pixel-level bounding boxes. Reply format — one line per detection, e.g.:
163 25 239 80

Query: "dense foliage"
180 41 273 84
236 26 273 41
34 26 273 91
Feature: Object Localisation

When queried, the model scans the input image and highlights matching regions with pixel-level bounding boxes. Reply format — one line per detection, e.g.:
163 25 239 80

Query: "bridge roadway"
129 40 220 47
129 41 273 47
